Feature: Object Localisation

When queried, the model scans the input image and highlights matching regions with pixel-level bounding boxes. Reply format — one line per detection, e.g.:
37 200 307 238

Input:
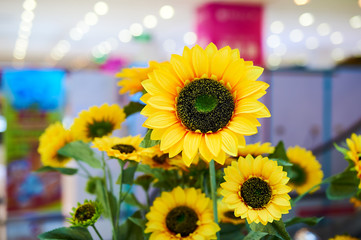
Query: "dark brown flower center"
111 144 135 154
87 120 114 138
74 203 96 222
240 177 272 209
224 210 242 220
152 154 168 164
289 163 307 186
166 206 198 237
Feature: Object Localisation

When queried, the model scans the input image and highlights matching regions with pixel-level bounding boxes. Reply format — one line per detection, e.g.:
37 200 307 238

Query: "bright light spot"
299 12 314 26
129 23 143 36
76 21 90 34
143 15 158 29
267 35 281 48
183 32 197 45
99 41 112 54
69 28 83 41
14 50 26 60
15 38 28 49
331 48 345 61
349 16 361 29
57 40 71 53
305 37 319 50
21 10 35 22
267 54 282 69
92 47 104 58
0 116 7 132
84 12 98 26
270 21 284 34
289 29 304 42
94 1 109 15
274 43 287 56
294 0 309 5
330 31 343 45
50 50 64 61
163 39 176 53
159 5 175 19
20 21 32 31
107 37 119 50
118 29 132 43
317 23 331 36
23 0 37 11
18 29 31 39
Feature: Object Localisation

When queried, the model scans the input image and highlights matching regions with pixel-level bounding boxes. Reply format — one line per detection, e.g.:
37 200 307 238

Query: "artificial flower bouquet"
36 43 361 240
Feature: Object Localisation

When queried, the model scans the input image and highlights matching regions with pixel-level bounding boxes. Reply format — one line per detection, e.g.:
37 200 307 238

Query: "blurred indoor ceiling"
1 0 361 69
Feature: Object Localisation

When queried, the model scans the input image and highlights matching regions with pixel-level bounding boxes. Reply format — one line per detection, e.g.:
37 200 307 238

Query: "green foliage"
95 179 117 219
249 220 291 240
118 211 145 240
58 141 101 168
117 162 138 185
139 129 160 148
244 231 268 240
219 223 246 240
124 101 145 118
134 174 155 192
268 141 289 161
284 216 323 227
38 227 92 240
123 193 147 210
36 166 78 175
326 168 359 200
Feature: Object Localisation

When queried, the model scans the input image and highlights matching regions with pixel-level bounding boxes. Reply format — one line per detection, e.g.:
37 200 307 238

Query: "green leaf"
36 166 78 175
270 158 293 167
95 179 117 219
139 129 160 148
249 220 291 240
284 217 323 227
129 216 147 231
268 141 289 161
118 162 138 185
124 101 145 118
244 231 268 240
58 141 101 168
334 143 348 155
38 227 92 240
118 211 145 240
326 169 359 200
134 174 154 192
219 223 246 240
123 193 147 210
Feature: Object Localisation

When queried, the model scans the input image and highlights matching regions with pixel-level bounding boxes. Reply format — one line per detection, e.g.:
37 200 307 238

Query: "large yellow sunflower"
329 235 360 240
141 43 270 166
346 133 361 163
286 146 324 195
221 155 292 225
92 135 143 162
38 122 74 167
71 103 125 142
141 145 185 170
145 186 220 240
224 142 274 166
116 61 164 95
218 200 245 225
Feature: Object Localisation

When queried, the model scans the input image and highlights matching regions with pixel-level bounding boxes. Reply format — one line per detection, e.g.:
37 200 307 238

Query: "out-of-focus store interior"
1 0 361 239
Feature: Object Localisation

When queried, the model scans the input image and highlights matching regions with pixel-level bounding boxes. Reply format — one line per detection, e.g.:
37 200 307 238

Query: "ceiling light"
330 31 343 45
267 35 281 48
305 37 319 50
118 29 132 43
23 0 37 11
159 5 175 19
294 0 309 5
163 39 176 53
21 10 35 22
84 12 98 26
183 32 197 45
299 13 314 27
349 16 361 29
143 15 158 29
331 48 345 61
317 23 331 36
94 1 109 16
289 29 304 42
270 21 284 34
129 23 143 36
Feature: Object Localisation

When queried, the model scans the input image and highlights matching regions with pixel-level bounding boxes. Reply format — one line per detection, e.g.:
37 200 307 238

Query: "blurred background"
0 0 361 239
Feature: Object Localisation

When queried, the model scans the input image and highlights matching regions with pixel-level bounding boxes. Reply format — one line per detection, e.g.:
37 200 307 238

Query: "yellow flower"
116 61 163 95
329 235 360 240
346 133 361 163
218 200 245 225
145 186 220 240
68 199 102 227
355 161 361 189
141 43 270 166
350 197 361 208
71 103 125 142
224 142 274 166
38 122 74 167
286 146 323 195
92 135 143 162
221 155 292 225
141 145 185 170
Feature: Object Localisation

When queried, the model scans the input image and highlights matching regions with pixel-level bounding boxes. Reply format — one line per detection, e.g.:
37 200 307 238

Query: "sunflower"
221 155 292 225
346 133 361 163
38 122 74 168
116 61 164 95
141 145 185 170
329 235 360 240
141 43 270 166
92 135 143 162
286 146 324 195
145 186 220 239
224 142 274 166
71 103 125 142
218 200 245 225
355 161 361 189
68 199 102 227
350 197 361 208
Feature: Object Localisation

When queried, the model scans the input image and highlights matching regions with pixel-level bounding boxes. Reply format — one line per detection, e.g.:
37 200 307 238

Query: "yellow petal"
184 131 202 159
222 59 246 88
192 45 209 77
168 137 184 158
173 187 186 205
211 46 232 78
170 54 194 83
199 136 214 162
160 123 187 150
234 203 248 216
205 132 222 157
227 116 258 135
236 81 269 100
244 66 264 81
214 151 226 165
235 99 265 114
220 128 238 156
143 112 178 128
147 96 175 111
151 128 167 140
272 196 290 207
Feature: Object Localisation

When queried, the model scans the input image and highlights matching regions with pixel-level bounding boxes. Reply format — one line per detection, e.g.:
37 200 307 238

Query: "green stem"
76 160 92 178
209 160 220 240
92 225 104 240
115 160 125 233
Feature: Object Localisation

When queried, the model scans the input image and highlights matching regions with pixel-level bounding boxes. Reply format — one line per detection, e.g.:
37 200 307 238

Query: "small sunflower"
346 133 361 163
38 122 74 168
145 187 220 239
68 199 102 227
71 103 125 142
286 146 324 195
141 43 270 166
350 197 361 208
329 235 360 240
218 200 245 225
224 142 274 166
92 135 143 162
221 155 292 225
141 145 185 170
116 61 164 95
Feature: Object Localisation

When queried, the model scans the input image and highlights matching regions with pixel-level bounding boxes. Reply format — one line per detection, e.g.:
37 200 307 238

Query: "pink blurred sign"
196 3 263 66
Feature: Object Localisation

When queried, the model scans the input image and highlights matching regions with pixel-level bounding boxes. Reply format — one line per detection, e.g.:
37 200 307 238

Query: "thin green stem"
76 160 92 178
92 225 104 240
115 159 125 233
209 160 220 240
